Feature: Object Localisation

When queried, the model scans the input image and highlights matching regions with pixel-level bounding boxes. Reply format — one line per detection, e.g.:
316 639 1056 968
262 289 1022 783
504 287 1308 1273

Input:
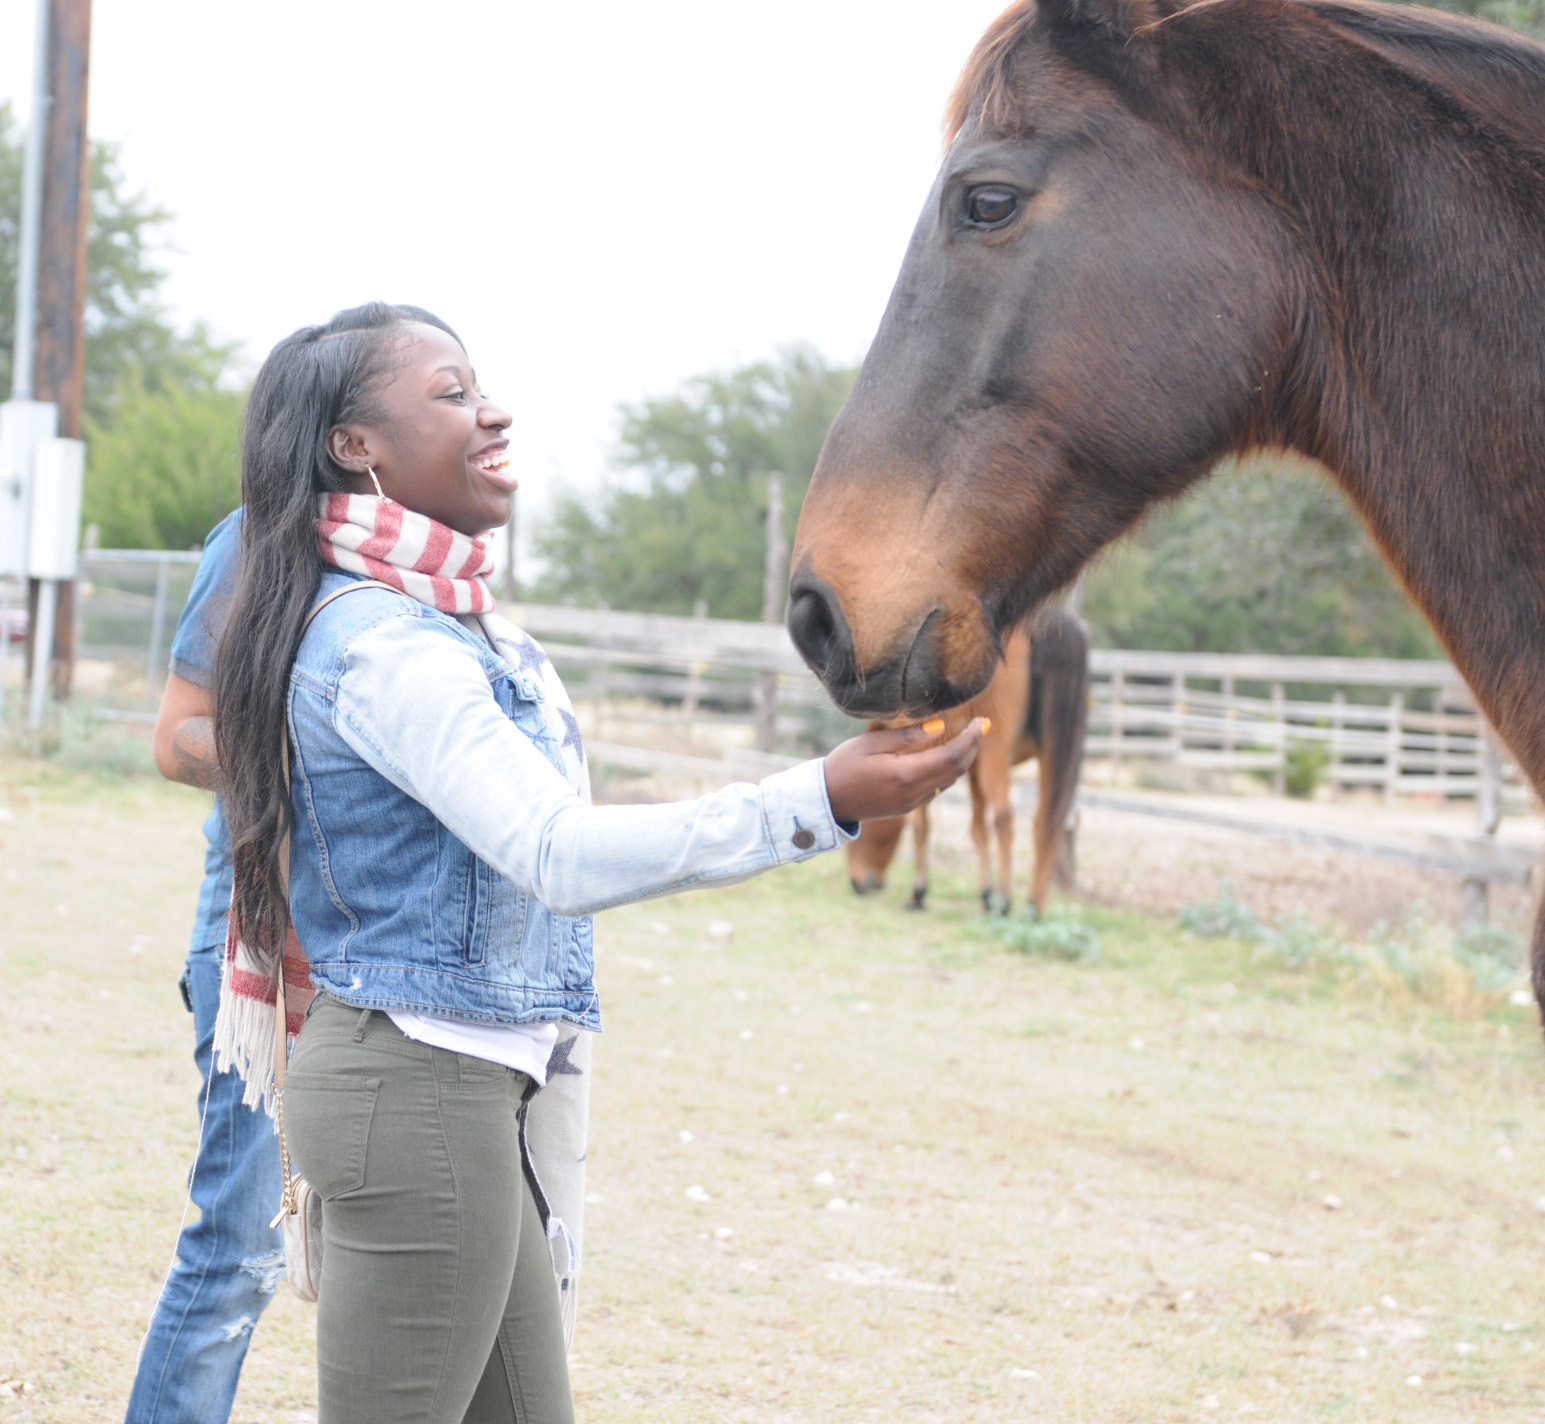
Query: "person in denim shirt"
127 506 282 1424
212 303 984 1424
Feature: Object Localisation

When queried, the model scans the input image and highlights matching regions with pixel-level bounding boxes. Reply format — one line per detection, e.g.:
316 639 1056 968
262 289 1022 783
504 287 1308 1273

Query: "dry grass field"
3 759 1545 1422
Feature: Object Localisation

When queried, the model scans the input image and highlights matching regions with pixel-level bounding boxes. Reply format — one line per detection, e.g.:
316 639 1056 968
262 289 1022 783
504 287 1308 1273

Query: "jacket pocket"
560 915 594 988
464 855 531 968
282 1073 381 1200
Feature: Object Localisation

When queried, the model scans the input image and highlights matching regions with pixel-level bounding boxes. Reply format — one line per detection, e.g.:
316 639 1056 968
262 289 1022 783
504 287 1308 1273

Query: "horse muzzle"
787 570 994 718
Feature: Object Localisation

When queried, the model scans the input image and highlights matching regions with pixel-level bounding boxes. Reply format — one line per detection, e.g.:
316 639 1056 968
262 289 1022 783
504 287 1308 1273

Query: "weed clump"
1180 878 1524 1015
1282 738 1332 798
1 701 157 782
1179 877 1264 941
988 905 1101 963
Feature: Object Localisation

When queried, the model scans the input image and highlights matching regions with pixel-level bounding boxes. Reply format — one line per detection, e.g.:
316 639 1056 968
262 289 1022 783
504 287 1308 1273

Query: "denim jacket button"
791 827 816 851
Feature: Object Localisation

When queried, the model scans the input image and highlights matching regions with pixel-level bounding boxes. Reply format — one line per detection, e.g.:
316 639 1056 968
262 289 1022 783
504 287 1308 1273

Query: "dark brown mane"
945 0 1545 151
1306 0 1545 81
945 0 1037 143
1302 0 1545 150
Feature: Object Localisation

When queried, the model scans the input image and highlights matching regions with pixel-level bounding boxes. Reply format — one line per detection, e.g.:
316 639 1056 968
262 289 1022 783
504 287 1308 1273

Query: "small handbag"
266 578 401 1303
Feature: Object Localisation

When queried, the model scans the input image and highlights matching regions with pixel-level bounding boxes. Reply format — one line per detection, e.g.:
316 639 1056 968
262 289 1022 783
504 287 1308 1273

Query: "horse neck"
1171 6 1545 782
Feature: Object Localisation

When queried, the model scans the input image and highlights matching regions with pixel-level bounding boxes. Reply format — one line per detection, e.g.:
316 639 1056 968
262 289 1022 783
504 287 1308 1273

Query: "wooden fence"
50 564 1537 916
506 603 1516 800
1087 649 1510 803
65 558 1520 806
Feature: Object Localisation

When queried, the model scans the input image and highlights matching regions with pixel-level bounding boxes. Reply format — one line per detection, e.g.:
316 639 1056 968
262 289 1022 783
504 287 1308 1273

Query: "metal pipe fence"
74 549 202 706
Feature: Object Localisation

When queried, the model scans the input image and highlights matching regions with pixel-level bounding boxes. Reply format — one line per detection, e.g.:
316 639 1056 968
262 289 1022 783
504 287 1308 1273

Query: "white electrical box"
27 437 85 580
0 399 58 578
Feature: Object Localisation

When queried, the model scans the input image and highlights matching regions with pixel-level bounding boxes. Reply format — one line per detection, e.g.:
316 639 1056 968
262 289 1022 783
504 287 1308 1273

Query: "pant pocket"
282 1073 381 1200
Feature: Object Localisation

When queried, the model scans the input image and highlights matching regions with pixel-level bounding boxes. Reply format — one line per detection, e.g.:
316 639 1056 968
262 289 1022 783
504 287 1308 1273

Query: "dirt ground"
1059 787 1538 941
3 767 1545 1423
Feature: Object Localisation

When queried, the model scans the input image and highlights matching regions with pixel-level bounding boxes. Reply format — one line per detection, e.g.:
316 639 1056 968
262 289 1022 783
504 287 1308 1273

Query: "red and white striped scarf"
315 492 496 614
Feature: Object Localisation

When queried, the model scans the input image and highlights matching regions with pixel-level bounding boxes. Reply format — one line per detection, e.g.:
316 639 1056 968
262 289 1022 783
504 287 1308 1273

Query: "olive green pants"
284 997 574 1424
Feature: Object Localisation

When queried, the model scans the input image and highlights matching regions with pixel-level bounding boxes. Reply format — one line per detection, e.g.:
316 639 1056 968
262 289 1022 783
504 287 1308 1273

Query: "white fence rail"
1088 649 1507 802
506 605 1513 803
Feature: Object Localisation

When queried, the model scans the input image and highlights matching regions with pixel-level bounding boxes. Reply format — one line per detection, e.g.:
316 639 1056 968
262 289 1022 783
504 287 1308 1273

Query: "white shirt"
387 1010 559 1084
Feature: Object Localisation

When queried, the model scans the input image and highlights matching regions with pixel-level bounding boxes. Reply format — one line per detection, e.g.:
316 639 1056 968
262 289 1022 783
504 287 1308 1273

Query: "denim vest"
285 574 600 1029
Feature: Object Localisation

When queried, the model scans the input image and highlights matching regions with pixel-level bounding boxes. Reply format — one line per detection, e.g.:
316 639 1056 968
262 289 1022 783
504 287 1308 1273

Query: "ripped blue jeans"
124 944 284 1424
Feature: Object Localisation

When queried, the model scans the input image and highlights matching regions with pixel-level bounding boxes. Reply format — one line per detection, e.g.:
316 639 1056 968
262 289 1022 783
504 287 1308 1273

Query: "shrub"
1364 911 1521 1015
989 905 1102 963
1282 738 1332 799
2 701 157 782
1181 878 1524 1016
1179 878 1265 941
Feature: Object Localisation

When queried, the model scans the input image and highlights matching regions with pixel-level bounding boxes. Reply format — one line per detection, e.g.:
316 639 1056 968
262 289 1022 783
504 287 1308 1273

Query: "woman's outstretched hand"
823 718 986 825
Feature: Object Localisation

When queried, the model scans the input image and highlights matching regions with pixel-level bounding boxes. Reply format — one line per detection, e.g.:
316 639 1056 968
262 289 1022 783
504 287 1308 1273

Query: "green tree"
1428 0 1544 38
533 346 856 617
0 104 234 421
1 103 243 548
1083 457 1442 658
81 371 243 549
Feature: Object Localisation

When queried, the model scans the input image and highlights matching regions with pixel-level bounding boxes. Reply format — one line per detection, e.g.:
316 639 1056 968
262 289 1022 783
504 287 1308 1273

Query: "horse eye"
966 186 1020 227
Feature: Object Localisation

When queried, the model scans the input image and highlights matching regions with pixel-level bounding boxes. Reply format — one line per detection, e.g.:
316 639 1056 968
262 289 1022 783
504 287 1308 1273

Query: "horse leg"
905 804 931 910
1029 760 1059 915
967 768 996 913
969 719 1016 916
992 792 1014 917
849 813 906 896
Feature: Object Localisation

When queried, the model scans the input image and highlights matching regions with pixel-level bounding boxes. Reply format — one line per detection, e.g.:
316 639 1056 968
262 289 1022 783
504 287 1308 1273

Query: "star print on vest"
476 613 589 798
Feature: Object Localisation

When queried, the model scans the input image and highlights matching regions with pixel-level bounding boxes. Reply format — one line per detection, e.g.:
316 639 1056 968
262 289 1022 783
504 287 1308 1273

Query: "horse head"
789 0 1301 716
846 813 908 895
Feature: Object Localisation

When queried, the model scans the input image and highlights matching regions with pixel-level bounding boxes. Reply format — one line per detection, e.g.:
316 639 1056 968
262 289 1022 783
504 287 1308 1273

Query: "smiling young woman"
326 322 518 536
208 302 983 1424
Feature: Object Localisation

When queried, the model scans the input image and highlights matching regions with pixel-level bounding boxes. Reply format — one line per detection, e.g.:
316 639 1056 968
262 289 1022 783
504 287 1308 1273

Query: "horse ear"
1037 0 1164 41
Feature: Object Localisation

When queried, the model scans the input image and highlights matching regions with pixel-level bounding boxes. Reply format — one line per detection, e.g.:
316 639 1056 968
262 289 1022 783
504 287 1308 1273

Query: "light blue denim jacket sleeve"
331 615 855 917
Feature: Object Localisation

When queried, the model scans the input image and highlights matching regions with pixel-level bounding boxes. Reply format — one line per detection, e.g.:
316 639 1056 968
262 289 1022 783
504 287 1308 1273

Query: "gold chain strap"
268 971 300 1230
270 1092 300 1227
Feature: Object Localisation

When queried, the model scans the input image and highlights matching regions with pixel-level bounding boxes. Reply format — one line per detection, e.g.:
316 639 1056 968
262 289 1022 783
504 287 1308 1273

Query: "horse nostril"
786 574 852 678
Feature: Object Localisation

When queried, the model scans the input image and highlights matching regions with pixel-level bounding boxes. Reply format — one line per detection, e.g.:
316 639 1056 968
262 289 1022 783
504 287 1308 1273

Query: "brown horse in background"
847 605 1089 914
787 0 1545 1010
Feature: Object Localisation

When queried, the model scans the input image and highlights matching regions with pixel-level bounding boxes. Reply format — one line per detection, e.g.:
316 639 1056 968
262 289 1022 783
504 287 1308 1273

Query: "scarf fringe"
213 950 281 1115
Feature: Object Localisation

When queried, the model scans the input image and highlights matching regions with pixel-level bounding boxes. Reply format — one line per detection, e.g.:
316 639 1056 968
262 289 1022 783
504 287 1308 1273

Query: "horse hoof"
905 888 928 911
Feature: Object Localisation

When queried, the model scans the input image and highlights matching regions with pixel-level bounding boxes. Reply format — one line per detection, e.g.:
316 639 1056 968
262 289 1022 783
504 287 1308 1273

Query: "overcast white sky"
0 0 1010 517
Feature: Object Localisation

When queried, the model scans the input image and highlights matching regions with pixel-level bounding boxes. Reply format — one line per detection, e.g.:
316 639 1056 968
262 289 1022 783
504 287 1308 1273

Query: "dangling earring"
365 466 392 504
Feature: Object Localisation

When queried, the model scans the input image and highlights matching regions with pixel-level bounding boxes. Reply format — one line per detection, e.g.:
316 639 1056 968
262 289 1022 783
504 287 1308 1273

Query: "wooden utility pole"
23 0 92 703
753 471 787 753
501 497 518 603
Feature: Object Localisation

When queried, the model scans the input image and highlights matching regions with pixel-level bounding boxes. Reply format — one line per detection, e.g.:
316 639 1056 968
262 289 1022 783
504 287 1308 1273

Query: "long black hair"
215 302 461 968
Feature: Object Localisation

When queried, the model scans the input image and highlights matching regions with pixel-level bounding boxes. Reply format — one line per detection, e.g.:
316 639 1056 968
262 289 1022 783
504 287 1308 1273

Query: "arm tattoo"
171 716 225 792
